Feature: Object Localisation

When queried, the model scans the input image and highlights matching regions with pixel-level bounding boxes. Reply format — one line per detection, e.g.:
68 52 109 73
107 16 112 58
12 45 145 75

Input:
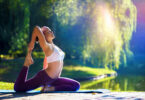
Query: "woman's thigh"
50 77 80 86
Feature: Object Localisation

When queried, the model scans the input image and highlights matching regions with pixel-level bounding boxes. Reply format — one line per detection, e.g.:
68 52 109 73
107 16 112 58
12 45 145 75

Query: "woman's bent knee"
72 81 80 91
14 84 26 92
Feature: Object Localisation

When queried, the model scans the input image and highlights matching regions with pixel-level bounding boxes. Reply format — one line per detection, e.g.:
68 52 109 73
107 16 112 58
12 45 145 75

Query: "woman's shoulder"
53 44 61 50
44 43 54 55
45 43 54 49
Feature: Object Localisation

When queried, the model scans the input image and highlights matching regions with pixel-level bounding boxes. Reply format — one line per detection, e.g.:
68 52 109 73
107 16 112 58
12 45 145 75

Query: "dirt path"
0 92 145 100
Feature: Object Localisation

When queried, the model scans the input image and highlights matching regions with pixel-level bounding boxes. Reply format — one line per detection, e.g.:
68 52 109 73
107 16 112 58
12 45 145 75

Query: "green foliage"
8 1 30 57
40 0 82 26
9 31 28 57
82 0 137 69
0 0 30 56
0 0 3 3
32 51 45 58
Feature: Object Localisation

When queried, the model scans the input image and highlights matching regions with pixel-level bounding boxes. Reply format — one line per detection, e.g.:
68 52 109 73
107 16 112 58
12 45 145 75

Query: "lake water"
80 74 145 91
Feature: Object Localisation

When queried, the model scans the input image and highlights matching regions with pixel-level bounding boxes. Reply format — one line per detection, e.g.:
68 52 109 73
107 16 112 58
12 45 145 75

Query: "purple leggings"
14 66 80 92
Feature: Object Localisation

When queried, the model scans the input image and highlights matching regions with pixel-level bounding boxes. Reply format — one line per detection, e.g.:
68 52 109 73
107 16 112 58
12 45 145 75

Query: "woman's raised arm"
29 26 50 52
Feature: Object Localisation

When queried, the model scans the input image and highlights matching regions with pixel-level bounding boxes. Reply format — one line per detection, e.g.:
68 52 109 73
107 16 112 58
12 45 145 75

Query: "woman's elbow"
34 26 41 32
32 26 40 34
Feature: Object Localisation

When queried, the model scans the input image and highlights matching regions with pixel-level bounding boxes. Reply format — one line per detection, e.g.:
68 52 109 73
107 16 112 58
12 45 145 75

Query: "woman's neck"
47 40 53 44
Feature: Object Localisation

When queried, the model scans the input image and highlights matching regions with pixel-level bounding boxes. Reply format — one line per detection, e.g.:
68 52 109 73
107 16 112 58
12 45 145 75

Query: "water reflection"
80 75 145 91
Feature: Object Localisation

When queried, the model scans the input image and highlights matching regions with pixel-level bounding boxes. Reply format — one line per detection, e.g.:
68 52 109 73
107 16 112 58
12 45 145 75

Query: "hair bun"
41 26 50 32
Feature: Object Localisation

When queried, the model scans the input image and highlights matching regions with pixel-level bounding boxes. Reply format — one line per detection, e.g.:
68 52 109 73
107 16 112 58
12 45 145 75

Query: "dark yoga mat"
0 89 110 94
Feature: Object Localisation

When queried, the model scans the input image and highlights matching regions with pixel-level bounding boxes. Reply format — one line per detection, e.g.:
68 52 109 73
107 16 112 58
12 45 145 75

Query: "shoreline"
74 72 117 81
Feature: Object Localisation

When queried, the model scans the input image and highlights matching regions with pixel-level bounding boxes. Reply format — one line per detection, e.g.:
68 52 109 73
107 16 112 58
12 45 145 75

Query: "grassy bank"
62 66 115 79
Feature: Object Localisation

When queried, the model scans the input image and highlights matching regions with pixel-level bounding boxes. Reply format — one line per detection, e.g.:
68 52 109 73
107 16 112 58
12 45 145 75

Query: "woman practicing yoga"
14 26 80 92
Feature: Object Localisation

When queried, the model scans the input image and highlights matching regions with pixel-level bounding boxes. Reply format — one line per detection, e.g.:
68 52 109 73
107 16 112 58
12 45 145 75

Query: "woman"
14 26 80 92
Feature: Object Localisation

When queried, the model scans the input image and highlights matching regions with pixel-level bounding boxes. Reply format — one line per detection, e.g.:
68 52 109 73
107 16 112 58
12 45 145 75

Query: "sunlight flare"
83 0 137 69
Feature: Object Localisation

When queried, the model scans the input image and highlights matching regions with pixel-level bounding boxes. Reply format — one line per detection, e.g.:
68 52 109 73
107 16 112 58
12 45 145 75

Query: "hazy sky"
131 0 145 55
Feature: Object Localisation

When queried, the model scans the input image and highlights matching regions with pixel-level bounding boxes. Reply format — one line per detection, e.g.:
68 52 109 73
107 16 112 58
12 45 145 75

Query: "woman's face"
41 26 55 42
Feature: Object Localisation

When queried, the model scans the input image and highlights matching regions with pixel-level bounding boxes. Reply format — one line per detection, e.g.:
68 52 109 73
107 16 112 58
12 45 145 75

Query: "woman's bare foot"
23 52 34 67
41 85 55 92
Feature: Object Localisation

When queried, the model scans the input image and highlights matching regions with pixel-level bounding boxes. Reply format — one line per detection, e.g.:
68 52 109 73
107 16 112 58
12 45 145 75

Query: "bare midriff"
44 61 63 79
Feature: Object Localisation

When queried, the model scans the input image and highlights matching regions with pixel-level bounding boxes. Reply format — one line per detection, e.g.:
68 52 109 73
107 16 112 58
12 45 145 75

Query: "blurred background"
0 0 145 91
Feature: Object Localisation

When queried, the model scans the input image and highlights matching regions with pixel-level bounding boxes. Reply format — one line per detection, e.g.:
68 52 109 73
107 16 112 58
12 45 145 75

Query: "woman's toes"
43 86 55 92
40 87 45 92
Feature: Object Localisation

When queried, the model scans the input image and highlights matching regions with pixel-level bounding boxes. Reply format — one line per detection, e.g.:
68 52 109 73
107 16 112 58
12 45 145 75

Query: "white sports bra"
46 45 65 63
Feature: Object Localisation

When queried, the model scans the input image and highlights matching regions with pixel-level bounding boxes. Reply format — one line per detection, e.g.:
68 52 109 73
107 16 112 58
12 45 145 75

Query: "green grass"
62 66 115 78
0 81 42 90
0 58 116 90
0 81 14 90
